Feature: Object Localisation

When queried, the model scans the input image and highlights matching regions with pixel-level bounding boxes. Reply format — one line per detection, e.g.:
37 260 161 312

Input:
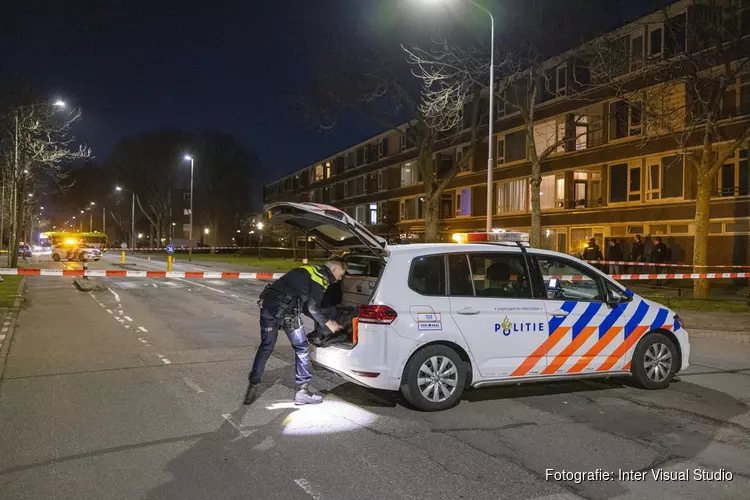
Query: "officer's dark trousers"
249 302 312 387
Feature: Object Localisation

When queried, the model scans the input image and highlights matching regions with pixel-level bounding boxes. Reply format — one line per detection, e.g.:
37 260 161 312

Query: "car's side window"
408 255 446 296
535 256 604 302
466 253 532 299
448 253 474 296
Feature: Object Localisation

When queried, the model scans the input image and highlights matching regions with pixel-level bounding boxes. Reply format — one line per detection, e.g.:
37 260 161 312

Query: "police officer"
244 256 346 405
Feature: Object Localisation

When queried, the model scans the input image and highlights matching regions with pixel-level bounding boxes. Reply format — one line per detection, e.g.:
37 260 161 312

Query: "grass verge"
641 293 750 312
0 276 23 308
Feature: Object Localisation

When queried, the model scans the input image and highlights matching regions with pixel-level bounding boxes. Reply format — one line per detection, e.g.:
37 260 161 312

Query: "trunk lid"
264 202 388 260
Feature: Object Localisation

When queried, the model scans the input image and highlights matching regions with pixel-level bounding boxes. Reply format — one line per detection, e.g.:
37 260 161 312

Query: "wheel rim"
644 342 672 383
417 355 458 403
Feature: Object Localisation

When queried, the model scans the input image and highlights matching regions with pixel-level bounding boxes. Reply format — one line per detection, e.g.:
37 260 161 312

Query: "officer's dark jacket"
265 265 334 325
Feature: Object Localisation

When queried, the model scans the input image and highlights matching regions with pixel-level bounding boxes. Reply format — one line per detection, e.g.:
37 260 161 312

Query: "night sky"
2 0 666 185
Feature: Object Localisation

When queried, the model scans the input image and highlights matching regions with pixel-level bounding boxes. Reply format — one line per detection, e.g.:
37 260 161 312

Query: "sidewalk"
677 310 750 344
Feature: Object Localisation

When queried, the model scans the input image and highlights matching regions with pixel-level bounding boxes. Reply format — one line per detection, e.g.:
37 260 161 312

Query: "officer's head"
326 256 347 282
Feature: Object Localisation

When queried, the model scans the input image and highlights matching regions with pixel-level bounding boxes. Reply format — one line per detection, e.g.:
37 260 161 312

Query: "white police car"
266 202 690 411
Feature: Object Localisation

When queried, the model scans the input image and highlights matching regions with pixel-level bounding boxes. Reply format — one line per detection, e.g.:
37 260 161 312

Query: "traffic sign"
166 245 175 255
121 242 128 249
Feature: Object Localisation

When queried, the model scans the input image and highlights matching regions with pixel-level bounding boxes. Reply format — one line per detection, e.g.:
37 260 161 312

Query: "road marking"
115 317 124 324
108 288 120 302
152 283 158 288
294 478 323 500
174 277 226 295
157 354 172 365
221 414 251 438
138 337 152 346
183 378 205 393
124 316 133 322
106 309 113 314
138 326 148 333
0 335 5 343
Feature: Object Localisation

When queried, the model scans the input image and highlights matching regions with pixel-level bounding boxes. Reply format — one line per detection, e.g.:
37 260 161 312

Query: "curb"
689 329 750 344
0 277 27 384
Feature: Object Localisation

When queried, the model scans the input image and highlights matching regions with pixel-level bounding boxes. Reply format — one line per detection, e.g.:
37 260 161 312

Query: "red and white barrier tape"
0 268 284 279
545 273 750 281
585 259 750 269
105 246 254 252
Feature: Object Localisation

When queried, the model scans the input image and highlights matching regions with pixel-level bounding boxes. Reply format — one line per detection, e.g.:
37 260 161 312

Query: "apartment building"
264 0 750 264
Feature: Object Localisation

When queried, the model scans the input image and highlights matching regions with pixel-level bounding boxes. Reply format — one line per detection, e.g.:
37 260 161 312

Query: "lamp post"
257 222 264 259
115 186 136 250
184 155 195 262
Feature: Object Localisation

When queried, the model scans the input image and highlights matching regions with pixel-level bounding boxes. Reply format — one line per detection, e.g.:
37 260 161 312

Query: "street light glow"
53 100 66 108
257 222 264 230
204 227 210 235
184 154 193 161
90 201 95 206
27 193 33 198
115 185 122 192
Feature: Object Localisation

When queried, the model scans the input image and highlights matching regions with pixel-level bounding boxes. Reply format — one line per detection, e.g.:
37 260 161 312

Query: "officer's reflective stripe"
299 265 328 290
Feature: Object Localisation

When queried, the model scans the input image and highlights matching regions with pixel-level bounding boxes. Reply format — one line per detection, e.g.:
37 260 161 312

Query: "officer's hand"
326 320 343 333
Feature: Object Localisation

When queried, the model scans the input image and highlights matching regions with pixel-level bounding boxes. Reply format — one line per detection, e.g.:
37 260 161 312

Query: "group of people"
582 234 672 274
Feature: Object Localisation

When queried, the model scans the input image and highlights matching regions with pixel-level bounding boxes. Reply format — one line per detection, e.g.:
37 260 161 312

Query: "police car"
266 202 690 411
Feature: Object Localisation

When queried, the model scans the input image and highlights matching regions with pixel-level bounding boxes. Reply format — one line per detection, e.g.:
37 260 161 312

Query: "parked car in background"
18 243 32 259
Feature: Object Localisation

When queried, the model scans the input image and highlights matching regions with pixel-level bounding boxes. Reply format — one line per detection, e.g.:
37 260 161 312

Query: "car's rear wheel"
52 253 60 262
400 345 466 411
631 332 678 390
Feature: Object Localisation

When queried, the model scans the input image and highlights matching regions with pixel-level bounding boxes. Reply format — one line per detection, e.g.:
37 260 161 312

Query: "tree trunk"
424 199 440 243
529 161 542 248
10 184 24 268
693 173 711 298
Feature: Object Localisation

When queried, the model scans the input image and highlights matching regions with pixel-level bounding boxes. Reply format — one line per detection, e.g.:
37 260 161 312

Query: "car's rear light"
352 316 359 345
358 304 398 325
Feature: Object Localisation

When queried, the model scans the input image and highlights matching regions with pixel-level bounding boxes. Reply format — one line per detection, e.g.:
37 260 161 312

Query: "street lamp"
183 155 195 261
53 100 66 108
256 222 264 259
115 185 136 250
421 0 494 232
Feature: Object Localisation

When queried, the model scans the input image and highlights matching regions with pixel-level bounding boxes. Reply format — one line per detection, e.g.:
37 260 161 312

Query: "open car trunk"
264 202 387 350
307 253 382 349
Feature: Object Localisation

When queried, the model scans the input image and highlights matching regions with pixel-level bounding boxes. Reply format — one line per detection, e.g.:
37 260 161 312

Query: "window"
717 149 749 197
631 32 644 70
355 176 364 195
314 164 324 182
377 170 384 191
379 137 389 159
505 130 526 163
539 175 563 209
182 223 191 232
648 24 663 57
455 188 471 216
496 179 528 213
183 192 192 201
409 255 446 296
647 161 660 200
401 198 418 220
669 224 689 234
533 119 565 156
725 221 749 233
609 163 628 203
496 138 505 165
629 165 641 201
629 103 642 136
556 64 567 96
536 256 603 302
709 222 722 233
628 225 644 235
651 224 667 235
355 205 366 225
611 226 627 237
401 162 417 186
467 253 532 298
325 162 332 179
448 254 474 296
574 115 589 151
661 155 683 198
400 134 407 152
368 203 378 225
183 208 192 216
610 100 641 139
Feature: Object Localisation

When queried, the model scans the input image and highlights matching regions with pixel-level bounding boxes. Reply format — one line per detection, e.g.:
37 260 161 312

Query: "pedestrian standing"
630 235 645 274
607 239 623 275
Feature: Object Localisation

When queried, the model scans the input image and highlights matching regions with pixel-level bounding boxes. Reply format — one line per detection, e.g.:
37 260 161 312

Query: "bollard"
121 251 126 263
83 260 88 280
167 255 173 272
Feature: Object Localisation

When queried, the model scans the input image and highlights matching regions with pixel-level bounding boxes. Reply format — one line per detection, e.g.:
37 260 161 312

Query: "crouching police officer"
244 256 346 405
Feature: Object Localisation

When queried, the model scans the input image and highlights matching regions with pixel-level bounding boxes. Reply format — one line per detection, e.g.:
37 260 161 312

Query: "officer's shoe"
243 383 259 405
294 384 323 405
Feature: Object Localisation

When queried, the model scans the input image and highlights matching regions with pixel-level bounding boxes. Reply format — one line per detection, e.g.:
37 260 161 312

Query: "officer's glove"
325 320 343 333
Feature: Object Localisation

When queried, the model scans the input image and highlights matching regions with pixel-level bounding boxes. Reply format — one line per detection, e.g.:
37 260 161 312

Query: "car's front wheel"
631 332 678 390
400 345 467 411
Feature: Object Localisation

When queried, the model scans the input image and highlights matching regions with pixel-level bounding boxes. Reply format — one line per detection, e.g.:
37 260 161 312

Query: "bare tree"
404 37 591 247
586 0 750 297
298 45 482 242
0 103 90 266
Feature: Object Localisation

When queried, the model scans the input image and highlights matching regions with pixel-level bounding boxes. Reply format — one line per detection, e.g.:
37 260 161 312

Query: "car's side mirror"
607 289 622 308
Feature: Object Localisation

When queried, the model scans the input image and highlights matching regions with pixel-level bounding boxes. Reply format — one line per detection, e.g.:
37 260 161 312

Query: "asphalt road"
1 253 749 499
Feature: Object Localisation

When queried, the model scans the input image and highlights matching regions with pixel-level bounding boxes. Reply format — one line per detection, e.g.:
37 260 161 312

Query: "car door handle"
551 309 569 318
457 307 480 315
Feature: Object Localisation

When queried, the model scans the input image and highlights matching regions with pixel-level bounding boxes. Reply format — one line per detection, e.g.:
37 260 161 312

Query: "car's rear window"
408 255 446 296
